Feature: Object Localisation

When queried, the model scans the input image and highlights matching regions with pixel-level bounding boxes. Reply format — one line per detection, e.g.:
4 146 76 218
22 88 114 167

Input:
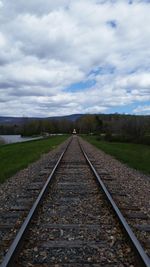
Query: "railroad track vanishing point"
1 136 150 267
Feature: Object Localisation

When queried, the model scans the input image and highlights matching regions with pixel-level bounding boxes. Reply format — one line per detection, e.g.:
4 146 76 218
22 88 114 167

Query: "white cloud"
0 0 150 116
0 1 3 8
133 105 150 114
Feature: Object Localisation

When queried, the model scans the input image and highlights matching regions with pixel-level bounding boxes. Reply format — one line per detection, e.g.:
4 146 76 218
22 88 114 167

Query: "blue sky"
0 0 150 116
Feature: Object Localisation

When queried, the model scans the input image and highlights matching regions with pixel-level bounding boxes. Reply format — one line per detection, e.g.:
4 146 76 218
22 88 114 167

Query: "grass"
0 135 69 183
83 135 150 175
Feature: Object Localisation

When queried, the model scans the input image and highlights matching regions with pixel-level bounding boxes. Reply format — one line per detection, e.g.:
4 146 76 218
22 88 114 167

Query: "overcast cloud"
0 0 150 116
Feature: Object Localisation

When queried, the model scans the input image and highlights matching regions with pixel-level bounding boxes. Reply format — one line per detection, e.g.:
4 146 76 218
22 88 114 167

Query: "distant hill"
48 114 83 122
0 117 26 125
0 114 83 125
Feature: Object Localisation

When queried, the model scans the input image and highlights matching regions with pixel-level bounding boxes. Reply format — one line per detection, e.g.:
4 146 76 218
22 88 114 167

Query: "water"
0 135 42 144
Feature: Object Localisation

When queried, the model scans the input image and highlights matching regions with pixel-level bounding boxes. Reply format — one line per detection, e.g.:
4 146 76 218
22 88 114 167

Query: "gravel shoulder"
0 139 69 215
80 137 150 217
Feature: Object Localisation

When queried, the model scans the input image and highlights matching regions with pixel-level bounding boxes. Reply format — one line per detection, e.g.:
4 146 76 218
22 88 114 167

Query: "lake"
0 135 42 144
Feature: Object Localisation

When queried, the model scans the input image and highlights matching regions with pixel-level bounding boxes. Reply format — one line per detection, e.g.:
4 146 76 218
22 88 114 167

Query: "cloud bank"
0 0 150 116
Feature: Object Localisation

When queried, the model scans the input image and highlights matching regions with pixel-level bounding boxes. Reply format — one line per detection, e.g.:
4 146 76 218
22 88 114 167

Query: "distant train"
72 129 77 135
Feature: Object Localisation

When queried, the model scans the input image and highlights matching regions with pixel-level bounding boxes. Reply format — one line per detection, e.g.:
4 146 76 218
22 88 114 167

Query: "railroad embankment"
83 135 150 175
0 135 69 183
0 136 149 266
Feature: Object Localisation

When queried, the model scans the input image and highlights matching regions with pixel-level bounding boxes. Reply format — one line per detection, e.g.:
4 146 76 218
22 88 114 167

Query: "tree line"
76 114 150 145
0 114 150 145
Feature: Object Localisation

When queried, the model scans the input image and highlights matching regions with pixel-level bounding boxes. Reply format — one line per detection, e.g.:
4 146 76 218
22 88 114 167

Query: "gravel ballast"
0 140 69 209
80 137 150 256
0 136 149 264
0 139 70 262
80 137 150 215
17 136 135 266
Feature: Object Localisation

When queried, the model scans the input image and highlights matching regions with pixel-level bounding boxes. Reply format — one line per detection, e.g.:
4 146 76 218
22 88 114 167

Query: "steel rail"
1 137 72 267
79 139 150 267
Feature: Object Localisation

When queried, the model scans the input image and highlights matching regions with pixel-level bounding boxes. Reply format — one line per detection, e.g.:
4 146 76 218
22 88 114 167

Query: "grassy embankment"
0 135 69 183
83 135 150 175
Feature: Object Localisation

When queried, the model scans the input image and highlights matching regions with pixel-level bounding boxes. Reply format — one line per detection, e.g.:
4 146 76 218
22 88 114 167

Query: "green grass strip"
83 136 150 175
0 135 69 183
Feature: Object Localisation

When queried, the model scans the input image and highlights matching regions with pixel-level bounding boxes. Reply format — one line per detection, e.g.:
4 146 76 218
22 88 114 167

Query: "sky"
0 0 150 117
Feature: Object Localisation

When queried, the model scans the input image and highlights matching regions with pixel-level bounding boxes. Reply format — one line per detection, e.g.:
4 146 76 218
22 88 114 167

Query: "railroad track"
79 137 150 260
1 136 150 267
